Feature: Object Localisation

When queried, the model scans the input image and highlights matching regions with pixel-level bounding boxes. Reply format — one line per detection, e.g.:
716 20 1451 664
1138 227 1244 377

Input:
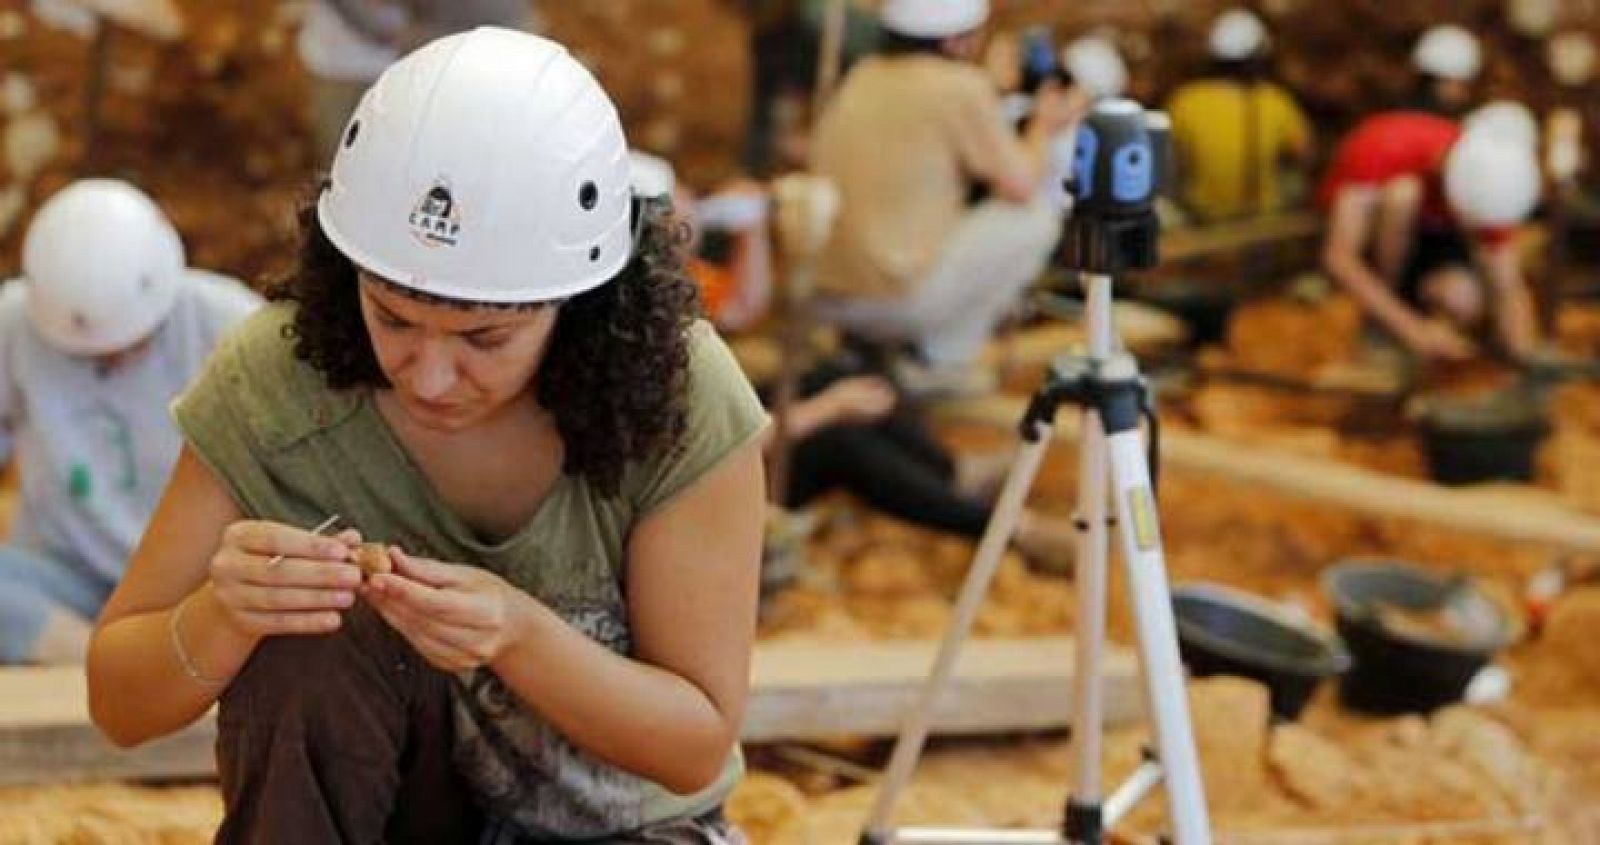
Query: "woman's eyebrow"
458 323 515 338
369 298 409 323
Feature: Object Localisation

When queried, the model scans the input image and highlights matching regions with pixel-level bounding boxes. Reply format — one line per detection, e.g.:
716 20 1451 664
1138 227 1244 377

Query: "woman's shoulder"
620 319 767 514
179 302 362 451
682 319 759 407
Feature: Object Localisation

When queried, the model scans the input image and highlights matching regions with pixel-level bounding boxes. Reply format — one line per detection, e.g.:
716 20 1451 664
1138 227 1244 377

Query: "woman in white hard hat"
88 29 766 843
1319 111 1542 362
1410 24 1482 117
1166 8 1313 221
0 179 260 666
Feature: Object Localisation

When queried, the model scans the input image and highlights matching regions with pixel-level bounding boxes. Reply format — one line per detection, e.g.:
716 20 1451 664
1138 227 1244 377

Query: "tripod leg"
1103 428 1213 844
860 433 1056 844
1066 410 1111 845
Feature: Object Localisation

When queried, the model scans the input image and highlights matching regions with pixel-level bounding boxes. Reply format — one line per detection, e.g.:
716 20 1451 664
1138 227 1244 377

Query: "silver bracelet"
169 593 232 688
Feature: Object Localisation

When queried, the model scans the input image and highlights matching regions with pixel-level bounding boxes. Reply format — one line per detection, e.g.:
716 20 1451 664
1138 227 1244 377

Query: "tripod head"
1057 98 1171 274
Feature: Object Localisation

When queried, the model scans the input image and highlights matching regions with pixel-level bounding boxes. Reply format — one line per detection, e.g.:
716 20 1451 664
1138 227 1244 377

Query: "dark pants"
1400 226 1474 308
782 358 991 539
214 605 743 845
214 603 481 844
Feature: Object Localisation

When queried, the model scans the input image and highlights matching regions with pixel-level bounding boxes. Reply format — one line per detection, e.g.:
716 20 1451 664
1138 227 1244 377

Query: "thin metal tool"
268 514 343 565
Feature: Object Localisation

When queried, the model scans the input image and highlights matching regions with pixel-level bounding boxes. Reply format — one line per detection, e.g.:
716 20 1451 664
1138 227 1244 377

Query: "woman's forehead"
358 274 548 328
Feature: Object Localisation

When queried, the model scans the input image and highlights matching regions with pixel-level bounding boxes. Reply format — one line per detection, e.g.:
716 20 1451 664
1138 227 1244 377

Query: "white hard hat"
318 27 632 305
628 150 676 199
1209 9 1268 61
1412 24 1482 81
1444 133 1541 228
1063 36 1128 99
1549 31 1598 87
878 0 988 39
21 179 184 356
1463 101 1539 151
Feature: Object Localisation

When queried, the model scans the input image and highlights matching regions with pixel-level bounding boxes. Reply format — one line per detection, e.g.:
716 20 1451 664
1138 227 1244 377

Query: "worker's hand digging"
363 548 519 674
1409 319 1477 362
207 521 362 638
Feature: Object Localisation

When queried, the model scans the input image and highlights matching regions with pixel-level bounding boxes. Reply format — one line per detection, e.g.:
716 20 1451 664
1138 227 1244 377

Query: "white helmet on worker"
628 150 677 199
1209 9 1268 61
21 178 185 356
1463 101 1539 151
878 0 989 39
318 27 632 304
1412 24 1482 81
1444 132 1541 228
1063 35 1128 99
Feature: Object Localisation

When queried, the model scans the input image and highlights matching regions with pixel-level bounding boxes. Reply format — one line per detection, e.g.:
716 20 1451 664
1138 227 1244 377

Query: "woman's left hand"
362 548 522 673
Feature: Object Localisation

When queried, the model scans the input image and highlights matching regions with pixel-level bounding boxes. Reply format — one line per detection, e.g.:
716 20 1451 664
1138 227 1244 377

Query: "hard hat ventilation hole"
344 119 361 148
139 275 152 291
579 181 599 210
72 312 89 331
589 245 602 262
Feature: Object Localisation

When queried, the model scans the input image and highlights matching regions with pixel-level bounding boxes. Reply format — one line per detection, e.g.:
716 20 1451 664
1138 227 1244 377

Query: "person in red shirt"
1320 111 1542 361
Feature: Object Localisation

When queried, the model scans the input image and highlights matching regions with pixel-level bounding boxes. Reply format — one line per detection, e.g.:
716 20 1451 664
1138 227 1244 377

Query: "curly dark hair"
269 194 701 498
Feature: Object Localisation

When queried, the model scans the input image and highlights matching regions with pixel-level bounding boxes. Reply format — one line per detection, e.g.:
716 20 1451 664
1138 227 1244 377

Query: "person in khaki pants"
811 0 1088 398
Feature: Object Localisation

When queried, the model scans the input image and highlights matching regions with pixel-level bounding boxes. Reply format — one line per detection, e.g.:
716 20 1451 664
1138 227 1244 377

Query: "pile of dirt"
730 678 1565 845
1224 294 1364 380
759 510 1073 642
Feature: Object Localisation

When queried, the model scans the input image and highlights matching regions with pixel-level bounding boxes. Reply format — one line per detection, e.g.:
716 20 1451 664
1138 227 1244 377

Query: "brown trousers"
213 604 744 845
214 602 481 844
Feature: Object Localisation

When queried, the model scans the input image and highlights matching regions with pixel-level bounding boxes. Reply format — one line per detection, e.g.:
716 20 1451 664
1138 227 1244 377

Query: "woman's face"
357 273 558 432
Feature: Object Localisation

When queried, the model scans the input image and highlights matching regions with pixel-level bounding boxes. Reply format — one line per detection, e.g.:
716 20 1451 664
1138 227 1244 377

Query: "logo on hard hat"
409 179 462 248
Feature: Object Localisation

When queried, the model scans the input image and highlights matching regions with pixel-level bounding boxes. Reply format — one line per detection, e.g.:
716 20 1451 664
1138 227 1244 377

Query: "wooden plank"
0 666 214 786
1160 212 1322 263
984 304 1189 371
744 636 1140 742
938 397 1600 555
0 637 1140 784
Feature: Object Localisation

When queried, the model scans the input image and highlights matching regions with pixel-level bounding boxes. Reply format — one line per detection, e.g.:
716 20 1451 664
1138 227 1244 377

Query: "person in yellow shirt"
1166 9 1313 222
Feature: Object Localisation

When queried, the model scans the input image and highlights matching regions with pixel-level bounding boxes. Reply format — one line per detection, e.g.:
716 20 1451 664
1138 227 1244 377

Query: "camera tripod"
859 99 1212 845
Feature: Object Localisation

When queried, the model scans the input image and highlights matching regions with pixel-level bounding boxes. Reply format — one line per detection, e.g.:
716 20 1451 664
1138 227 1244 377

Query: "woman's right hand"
207 521 363 638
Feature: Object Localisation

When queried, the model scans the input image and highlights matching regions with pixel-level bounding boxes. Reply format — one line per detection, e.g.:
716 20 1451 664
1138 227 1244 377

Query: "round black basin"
1172 582 1351 721
1322 559 1515 714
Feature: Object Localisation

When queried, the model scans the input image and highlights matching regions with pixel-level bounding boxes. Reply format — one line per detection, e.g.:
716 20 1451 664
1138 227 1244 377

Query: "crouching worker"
87 28 768 844
0 179 260 665
1320 112 1542 363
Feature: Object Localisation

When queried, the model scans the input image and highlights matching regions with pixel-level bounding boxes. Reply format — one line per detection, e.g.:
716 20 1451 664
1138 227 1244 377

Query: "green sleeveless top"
173 304 768 839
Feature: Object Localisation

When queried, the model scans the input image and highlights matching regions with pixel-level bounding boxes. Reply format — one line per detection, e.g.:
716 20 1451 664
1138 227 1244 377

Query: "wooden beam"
938 397 1600 555
0 637 1139 784
1160 212 1322 263
984 304 1190 370
0 666 214 786
744 636 1140 742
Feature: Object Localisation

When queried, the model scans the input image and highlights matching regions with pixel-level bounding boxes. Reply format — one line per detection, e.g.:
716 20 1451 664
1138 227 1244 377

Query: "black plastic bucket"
1172 583 1351 721
1416 390 1548 485
1322 560 1515 714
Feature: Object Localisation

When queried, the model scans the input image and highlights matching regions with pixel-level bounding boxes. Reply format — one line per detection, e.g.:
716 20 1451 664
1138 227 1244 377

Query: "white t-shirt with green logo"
0 270 262 583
